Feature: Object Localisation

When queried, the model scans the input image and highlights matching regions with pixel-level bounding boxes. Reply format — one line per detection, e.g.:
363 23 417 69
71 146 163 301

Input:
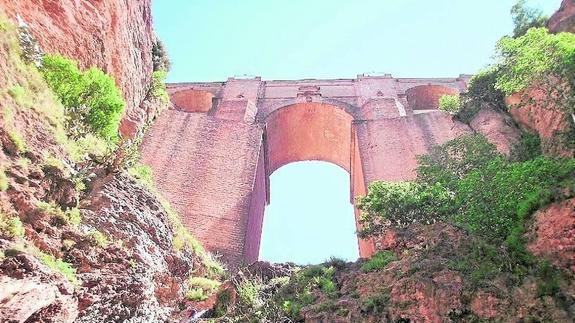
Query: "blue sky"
152 0 562 264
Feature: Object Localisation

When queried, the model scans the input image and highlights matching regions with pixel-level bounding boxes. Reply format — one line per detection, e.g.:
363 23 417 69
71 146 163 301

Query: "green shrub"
416 134 501 189
150 70 169 103
361 251 396 272
8 85 32 107
357 181 450 236
536 261 562 297
457 68 506 123
37 202 81 226
41 54 125 140
361 292 389 314
453 157 575 243
324 256 347 270
186 288 207 301
68 133 113 162
237 276 264 308
0 212 25 238
8 131 26 153
213 290 232 317
0 168 9 191
494 28 575 118
88 230 109 248
438 95 460 114
187 276 221 301
359 134 575 281
510 132 542 162
39 252 78 285
128 163 154 188
277 265 338 320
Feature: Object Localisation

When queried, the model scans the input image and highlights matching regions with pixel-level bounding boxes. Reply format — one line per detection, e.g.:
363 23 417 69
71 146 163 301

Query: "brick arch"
257 102 374 262
171 89 214 112
264 102 354 174
258 98 357 122
405 85 459 110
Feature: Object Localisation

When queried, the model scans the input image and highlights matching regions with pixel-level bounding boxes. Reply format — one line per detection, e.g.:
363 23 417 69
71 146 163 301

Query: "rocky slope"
203 220 574 322
0 14 221 322
549 0 575 33
1 0 157 138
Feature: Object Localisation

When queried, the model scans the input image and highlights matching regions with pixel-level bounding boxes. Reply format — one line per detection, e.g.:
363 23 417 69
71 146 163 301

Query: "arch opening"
259 161 359 264
244 101 375 264
265 102 354 175
170 89 214 112
405 85 458 111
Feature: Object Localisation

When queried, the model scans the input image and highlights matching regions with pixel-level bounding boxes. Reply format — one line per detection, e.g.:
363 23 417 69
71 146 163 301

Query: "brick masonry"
140 74 473 267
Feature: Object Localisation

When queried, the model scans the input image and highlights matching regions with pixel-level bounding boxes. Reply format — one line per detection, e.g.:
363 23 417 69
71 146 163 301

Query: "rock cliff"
1 0 156 138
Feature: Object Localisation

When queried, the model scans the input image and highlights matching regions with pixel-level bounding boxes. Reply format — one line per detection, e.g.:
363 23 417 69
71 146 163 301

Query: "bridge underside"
140 75 471 267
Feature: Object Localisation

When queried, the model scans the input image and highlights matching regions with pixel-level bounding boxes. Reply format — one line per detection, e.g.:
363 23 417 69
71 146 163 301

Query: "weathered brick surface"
171 89 214 112
140 75 471 266
406 85 459 110
141 109 262 266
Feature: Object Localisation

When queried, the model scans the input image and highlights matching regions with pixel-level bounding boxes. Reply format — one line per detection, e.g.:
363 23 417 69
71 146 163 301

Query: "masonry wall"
140 75 470 267
140 109 262 267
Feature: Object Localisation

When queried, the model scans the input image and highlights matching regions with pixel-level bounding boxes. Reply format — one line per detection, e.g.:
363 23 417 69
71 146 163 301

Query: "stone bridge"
140 74 472 267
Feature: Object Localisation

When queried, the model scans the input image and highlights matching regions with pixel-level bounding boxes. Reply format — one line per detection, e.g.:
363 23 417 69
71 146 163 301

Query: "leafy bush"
68 133 114 162
88 230 109 248
37 202 81 226
237 276 264 308
495 28 575 96
417 134 501 189
510 0 547 38
457 68 506 123
128 163 154 188
360 134 575 247
357 181 450 236
8 131 26 153
152 36 171 72
39 252 78 284
361 292 389 314
0 212 25 238
438 95 460 114
41 54 125 140
510 132 542 162
361 251 396 272
277 265 338 320
453 156 575 243
8 85 32 108
150 70 169 103
187 276 221 301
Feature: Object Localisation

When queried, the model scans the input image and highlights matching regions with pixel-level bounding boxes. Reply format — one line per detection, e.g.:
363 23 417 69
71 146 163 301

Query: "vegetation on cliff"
0 14 222 322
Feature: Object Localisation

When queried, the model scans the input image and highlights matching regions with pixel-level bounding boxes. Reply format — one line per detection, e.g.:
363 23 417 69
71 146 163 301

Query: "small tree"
511 0 547 38
438 95 460 114
41 55 125 141
152 35 171 72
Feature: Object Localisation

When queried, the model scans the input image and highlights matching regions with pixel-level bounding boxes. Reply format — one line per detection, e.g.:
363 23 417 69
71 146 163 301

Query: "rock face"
0 254 79 323
507 87 575 158
74 174 196 322
469 107 521 156
548 0 575 33
528 198 575 273
213 222 575 322
1 0 155 137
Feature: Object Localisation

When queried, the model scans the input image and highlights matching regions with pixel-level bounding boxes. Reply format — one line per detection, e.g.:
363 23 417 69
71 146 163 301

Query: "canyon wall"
1 0 155 137
548 0 575 33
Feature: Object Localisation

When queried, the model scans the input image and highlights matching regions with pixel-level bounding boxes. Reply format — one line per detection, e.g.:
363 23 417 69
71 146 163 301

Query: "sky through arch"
259 161 359 264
